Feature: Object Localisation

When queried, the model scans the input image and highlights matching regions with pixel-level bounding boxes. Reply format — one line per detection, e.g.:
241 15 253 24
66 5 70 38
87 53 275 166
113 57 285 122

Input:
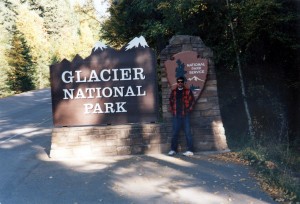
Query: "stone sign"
50 36 158 127
164 51 208 100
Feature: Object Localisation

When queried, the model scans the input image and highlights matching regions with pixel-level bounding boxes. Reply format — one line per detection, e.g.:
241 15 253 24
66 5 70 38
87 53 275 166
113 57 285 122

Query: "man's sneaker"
182 151 194 156
168 150 176 156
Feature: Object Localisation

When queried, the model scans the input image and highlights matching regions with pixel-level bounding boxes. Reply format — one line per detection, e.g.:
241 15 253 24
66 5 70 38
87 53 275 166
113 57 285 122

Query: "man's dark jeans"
171 114 193 152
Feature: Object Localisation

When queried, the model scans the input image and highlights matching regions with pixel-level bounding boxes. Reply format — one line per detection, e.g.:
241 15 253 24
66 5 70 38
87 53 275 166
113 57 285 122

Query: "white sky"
70 0 109 17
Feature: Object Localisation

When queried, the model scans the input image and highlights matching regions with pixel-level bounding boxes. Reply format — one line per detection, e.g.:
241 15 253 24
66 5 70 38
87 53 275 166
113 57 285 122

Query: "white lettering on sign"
87 70 101 82
63 86 146 100
191 67 203 70
61 71 74 83
100 69 111 81
189 70 205 74
61 68 145 83
132 68 145 80
61 68 147 114
187 63 205 67
84 102 127 114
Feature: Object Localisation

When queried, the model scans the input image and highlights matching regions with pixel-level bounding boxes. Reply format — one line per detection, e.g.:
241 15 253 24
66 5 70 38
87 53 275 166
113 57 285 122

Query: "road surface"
0 88 276 203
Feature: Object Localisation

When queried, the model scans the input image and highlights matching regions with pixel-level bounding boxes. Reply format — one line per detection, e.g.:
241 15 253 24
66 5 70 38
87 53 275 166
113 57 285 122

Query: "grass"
228 140 300 203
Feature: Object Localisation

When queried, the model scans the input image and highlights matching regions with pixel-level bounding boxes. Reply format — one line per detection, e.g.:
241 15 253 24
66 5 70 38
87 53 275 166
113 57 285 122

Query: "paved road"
0 89 276 204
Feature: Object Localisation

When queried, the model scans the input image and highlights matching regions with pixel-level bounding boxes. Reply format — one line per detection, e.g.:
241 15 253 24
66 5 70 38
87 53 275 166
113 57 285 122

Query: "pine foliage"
100 0 299 158
6 28 35 93
0 0 101 95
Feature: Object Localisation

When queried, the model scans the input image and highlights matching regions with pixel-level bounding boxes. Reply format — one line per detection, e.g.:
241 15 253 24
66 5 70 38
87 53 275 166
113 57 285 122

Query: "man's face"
177 79 184 88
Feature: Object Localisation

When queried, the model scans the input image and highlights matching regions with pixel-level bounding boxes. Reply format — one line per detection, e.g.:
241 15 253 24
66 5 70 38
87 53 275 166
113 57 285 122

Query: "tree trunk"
226 0 255 139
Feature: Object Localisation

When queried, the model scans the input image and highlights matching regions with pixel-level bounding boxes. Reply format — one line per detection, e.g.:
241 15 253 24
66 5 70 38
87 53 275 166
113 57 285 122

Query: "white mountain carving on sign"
93 41 108 51
125 36 149 51
188 76 204 82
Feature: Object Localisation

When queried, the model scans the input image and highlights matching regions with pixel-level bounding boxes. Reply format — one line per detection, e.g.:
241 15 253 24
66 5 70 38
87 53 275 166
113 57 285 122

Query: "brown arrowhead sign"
164 51 208 100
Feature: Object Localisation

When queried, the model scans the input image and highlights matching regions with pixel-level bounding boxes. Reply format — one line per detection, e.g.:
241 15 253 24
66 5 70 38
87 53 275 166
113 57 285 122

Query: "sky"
70 0 109 17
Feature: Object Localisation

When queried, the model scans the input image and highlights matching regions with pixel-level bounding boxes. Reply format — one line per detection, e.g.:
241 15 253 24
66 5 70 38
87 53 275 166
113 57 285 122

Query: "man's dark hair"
177 76 185 82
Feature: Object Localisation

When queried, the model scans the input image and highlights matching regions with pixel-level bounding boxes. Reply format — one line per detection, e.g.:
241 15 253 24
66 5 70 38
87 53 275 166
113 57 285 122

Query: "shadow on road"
0 89 276 203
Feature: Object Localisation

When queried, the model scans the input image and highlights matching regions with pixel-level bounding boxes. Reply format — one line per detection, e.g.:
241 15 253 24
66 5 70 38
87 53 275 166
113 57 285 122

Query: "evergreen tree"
0 0 101 96
100 0 209 51
175 59 187 81
100 0 299 145
0 0 19 96
16 2 50 88
20 0 44 16
73 0 101 57
0 0 18 32
6 28 35 93
41 0 69 37
41 0 80 60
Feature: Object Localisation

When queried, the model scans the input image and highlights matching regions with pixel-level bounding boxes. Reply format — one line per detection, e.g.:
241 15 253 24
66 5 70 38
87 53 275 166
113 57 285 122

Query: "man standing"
168 76 195 156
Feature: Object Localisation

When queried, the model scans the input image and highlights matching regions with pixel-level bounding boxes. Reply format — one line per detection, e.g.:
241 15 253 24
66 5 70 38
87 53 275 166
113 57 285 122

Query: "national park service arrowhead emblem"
164 51 208 100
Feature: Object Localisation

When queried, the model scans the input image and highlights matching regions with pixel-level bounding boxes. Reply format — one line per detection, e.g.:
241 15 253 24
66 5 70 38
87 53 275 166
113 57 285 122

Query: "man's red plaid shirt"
169 87 195 116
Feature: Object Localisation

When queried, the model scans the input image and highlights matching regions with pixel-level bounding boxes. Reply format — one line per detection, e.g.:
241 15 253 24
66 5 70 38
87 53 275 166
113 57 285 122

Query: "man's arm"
188 90 195 111
169 90 175 113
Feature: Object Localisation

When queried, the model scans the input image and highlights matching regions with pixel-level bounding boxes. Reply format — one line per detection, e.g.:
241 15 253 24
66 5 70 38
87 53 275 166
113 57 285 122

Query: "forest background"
0 0 299 202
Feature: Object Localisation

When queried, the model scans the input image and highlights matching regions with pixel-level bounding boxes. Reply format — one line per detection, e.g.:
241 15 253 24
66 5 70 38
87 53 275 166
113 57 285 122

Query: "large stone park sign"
49 35 228 158
50 36 158 126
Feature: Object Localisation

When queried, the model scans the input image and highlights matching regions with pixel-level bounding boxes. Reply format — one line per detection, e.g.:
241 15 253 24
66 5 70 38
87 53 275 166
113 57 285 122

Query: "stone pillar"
159 35 229 152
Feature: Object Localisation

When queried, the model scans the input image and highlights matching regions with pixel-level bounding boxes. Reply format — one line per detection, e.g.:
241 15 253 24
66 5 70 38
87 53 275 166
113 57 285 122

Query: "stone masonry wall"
159 35 229 152
50 35 229 158
50 124 171 157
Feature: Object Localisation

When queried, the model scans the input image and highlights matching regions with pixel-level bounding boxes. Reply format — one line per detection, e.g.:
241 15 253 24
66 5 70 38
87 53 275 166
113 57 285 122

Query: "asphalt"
0 89 277 204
